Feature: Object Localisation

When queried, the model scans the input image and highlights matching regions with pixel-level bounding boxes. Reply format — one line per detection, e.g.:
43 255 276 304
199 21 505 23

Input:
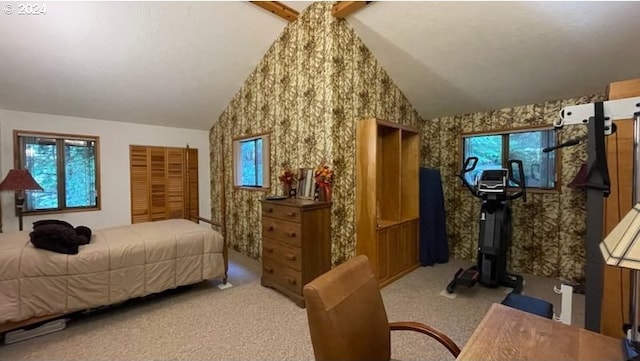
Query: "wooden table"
457 303 623 360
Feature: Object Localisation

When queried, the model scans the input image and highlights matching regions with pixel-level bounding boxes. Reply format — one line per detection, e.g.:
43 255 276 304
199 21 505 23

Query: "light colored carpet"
0 250 584 360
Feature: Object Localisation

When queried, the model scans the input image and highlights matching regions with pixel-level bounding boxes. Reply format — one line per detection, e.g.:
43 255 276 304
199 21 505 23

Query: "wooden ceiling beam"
332 1 372 19
250 1 299 23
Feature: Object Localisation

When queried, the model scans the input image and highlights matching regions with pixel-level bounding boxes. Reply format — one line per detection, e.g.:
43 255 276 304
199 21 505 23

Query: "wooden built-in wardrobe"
129 145 198 224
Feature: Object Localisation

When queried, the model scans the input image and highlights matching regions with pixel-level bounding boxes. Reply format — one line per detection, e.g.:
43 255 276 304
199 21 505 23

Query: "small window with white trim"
233 132 270 190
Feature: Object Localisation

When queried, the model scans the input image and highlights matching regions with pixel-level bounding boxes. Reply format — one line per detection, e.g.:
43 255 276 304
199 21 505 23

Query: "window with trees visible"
461 126 557 190
15 130 100 213
232 132 270 190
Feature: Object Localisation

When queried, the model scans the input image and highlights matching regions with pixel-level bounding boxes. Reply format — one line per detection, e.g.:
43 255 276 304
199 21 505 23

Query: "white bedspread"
0 219 225 324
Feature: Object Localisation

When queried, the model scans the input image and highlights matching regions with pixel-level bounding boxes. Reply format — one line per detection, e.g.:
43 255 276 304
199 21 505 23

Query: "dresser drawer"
262 256 302 294
262 203 302 223
263 237 302 271
262 217 301 246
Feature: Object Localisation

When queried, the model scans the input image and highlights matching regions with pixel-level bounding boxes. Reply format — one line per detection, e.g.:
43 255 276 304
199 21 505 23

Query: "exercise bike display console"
477 169 508 193
446 157 526 294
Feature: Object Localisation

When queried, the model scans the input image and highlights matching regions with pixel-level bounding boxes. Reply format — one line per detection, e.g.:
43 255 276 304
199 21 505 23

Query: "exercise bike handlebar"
462 157 478 173
457 157 481 198
507 159 527 202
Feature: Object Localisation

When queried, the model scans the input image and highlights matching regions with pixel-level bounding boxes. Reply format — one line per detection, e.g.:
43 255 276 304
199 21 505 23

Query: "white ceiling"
1 1 639 130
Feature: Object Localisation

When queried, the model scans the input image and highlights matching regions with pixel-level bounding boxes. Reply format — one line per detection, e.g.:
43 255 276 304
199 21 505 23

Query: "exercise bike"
446 157 526 294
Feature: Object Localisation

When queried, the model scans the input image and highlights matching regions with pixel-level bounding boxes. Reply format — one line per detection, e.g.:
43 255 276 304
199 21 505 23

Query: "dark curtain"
419 168 449 266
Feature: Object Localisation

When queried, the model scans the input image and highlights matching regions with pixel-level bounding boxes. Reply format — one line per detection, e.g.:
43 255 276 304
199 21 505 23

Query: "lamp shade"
600 203 640 270
0 169 43 192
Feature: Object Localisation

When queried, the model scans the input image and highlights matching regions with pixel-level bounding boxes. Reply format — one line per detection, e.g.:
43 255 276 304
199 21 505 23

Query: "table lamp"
600 203 640 361
0 169 43 231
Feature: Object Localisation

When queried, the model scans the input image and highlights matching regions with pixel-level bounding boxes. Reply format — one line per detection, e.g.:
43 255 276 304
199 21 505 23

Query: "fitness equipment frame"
555 96 640 332
446 157 526 294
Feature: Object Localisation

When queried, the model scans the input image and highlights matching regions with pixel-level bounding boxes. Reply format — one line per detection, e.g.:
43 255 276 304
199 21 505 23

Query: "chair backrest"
303 255 391 361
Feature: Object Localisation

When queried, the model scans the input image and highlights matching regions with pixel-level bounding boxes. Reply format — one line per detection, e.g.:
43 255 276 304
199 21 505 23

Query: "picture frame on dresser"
296 168 316 200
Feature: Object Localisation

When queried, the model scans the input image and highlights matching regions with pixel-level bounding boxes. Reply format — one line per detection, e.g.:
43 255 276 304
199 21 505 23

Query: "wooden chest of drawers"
260 198 331 307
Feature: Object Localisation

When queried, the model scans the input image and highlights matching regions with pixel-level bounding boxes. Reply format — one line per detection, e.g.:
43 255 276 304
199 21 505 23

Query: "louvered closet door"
130 146 151 223
167 148 186 219
186 148 199 220
130 145 198 224
149 147 168 221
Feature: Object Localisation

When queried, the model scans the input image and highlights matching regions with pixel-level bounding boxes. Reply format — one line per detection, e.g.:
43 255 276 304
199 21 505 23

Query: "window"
233 132 270 189
461 126 557 190
15 130 100 213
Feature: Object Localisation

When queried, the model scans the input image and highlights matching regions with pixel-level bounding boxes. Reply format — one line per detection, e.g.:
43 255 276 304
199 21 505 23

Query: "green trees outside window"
240 138 263 187
462 127 557 190
232 132 270 190
16 131 100 213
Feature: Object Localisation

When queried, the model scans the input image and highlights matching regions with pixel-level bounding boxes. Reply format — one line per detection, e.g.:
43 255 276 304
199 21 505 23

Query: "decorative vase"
318 184 332 202
282 183 291 197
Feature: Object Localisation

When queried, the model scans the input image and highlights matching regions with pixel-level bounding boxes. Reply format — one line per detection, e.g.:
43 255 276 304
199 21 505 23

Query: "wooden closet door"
166 148 186 219
130 145 198 224
130 145 150 223
186 148 199 220
149 147 168 221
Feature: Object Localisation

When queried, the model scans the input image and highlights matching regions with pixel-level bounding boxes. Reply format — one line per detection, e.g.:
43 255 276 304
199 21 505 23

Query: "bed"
0 218 227 330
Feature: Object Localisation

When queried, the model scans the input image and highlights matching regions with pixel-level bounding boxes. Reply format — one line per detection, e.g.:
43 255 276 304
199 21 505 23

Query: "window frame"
13 130 101 215
232 132 271 191
459 125 561 193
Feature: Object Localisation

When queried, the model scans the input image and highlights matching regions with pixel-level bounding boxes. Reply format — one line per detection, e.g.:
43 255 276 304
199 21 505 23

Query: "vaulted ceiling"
1 1 639 130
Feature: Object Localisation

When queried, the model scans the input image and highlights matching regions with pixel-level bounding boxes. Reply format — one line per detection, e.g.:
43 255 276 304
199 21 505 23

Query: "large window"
462 126 557 190
233 132 270 190
15 130 100 213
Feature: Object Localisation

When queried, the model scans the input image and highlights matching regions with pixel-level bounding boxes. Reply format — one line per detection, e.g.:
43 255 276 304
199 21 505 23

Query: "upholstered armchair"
303 255 460 361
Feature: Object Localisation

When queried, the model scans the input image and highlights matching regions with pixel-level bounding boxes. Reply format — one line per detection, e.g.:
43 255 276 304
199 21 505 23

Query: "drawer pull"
287 231 296 237
267 226 274 231
264 266 274 274
285 277 297 285
286 212 296 217
284 253 296 261
264 247 274 254
265 208 273 213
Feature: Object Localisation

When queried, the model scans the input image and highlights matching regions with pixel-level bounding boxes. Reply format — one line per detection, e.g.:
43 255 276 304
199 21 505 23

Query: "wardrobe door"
130 145 150 223
166 148 186 219
149 147 168 221
130 146 198 224
186 148 199 220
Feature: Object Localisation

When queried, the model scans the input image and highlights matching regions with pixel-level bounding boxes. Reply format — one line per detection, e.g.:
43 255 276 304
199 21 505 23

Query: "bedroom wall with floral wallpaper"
210 1 601 283
209 2 423 265
423 94 605 284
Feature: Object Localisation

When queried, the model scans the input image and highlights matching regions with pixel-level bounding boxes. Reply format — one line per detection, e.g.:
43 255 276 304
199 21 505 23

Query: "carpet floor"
0 249 584 360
